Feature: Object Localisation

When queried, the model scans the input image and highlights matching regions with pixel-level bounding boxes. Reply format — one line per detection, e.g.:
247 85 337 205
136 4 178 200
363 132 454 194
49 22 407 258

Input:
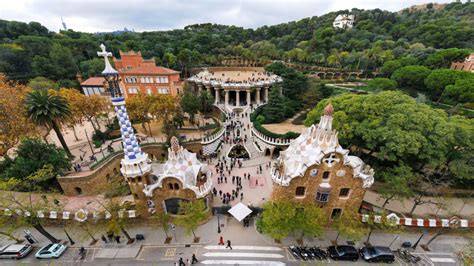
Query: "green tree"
258 200 297 241
444 76 474 104
174 200 207 240
378 164 417 207
424 69 467 102
391 65 431 93
24 89 73 157
332 209 368 245
27 77 58 91
180 92 200 124
367 78 397 92
0 138 71 191
198 91 214 113
79 58 105 79
263 87 285 123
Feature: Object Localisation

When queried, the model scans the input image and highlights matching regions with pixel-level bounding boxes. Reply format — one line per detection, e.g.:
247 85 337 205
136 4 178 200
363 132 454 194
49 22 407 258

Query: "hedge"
253 120 300 139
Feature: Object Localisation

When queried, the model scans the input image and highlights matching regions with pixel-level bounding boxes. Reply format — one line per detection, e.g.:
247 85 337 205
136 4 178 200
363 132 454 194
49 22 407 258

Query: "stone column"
197 84 203 93
205 85 211 93
264 87 269 102
225 90 229 107
256 87 261 105
246 90 251 106
215 88 220 105
236 90 240 107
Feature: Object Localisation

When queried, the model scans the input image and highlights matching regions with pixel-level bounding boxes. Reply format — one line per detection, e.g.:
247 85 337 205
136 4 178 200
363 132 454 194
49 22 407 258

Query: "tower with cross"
98 44 151 178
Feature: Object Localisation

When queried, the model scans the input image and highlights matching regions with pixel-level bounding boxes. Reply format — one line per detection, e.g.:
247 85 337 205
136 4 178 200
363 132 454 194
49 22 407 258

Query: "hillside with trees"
0 1 472 86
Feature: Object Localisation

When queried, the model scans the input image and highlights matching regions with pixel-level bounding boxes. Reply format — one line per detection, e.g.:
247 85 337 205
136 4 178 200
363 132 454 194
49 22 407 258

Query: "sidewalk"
364 190 474 218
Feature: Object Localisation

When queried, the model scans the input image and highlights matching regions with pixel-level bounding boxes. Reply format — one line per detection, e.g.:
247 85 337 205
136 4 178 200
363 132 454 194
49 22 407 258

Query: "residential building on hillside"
113 51 183 98
450 53 474 73
270 104 374 220
333 14 355 29
80 76 110 97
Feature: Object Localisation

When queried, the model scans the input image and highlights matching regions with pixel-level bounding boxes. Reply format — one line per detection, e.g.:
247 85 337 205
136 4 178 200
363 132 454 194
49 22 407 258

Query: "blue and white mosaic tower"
98 44 151 178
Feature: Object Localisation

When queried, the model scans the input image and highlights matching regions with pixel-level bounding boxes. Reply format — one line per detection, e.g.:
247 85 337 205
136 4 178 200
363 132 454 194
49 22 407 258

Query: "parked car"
35 243 67 259
327 245 359 261
0 244 33 259
360 246 395 263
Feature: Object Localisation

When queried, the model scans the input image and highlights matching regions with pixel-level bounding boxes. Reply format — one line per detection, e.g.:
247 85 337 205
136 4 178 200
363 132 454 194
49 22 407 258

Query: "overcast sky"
0 0 453 33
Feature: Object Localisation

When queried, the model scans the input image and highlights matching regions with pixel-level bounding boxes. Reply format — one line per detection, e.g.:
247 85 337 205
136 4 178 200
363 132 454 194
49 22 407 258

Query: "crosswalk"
201 245 286 266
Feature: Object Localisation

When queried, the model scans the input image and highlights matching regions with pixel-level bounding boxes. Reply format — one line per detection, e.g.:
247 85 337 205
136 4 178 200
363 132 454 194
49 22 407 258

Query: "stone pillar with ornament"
236 90 240 107
97 44 151 207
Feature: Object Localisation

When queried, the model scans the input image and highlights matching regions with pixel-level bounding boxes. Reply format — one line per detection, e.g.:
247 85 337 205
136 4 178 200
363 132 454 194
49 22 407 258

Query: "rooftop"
80 76 105 86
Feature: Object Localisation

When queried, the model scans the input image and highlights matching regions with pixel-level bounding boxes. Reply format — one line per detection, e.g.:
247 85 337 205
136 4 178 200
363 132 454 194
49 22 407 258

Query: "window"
158 88 170 94
147 88 152 95
140 77 145 83
331 208 342 220
295 186 306 197
128 87 138 94
322 171 330 180
339 188 350 198
156 76 169 83
168 183 173 190
316 191 330 202
173 183 179 190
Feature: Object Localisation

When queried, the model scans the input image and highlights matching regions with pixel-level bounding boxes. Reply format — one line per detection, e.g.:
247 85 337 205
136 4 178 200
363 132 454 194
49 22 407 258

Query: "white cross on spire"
97 43 118 74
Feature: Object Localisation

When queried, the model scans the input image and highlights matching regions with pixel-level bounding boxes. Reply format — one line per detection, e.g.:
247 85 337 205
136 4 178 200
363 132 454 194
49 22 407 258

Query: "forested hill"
0 1 472 85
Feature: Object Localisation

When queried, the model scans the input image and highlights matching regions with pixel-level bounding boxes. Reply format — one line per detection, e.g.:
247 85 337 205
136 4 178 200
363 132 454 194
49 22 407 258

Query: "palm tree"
25 90 73 157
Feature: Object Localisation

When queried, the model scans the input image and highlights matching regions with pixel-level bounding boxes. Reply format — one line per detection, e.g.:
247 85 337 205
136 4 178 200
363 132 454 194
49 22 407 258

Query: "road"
1 243 461 265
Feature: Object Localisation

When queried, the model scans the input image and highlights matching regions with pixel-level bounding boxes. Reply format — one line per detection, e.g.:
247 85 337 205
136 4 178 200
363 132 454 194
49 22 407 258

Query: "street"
0 243 461 265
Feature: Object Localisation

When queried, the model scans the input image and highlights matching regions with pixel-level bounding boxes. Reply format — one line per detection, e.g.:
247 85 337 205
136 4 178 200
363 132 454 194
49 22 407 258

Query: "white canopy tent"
228 203 252 222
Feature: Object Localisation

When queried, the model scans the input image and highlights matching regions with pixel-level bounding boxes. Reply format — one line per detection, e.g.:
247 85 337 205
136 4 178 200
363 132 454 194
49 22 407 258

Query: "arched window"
168 183 173 190
174 183 179 190
295 187 306 197
74 187 83 195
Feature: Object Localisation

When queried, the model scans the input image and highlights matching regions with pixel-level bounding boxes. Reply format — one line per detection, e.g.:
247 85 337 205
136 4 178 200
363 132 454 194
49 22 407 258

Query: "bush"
256 114 266 124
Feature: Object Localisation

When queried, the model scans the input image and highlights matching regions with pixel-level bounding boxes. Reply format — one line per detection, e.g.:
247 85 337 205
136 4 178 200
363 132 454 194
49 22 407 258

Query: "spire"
324 103 334 116
318 103 334 131
97 44 118 75
171 136 180 155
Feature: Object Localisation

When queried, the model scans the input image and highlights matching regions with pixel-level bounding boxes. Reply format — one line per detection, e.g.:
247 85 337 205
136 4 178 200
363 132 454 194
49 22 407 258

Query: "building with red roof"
113 51 183 98
80 76 110 98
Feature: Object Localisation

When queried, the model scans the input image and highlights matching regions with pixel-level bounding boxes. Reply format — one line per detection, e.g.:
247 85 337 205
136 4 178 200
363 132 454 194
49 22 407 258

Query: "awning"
228 202 252 222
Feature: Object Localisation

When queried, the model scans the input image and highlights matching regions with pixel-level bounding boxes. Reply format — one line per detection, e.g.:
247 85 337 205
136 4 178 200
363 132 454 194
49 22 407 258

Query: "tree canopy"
304 91 474 185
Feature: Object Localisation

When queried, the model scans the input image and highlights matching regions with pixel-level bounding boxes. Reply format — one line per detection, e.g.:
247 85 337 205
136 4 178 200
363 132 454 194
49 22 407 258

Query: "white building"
333 14 355 29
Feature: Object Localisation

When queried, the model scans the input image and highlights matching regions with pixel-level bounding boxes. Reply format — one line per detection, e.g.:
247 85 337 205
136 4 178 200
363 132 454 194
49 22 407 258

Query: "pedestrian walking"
178 257 185 266
225 177 227 183
226 240 232 250
191 253 198 264
219 236 224 245
101 235 107 243
115 235 121 244
241 192 243 200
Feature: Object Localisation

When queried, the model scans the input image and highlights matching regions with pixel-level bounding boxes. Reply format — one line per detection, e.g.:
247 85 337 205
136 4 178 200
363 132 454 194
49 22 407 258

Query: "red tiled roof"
80 77 105 86
119 66 180 75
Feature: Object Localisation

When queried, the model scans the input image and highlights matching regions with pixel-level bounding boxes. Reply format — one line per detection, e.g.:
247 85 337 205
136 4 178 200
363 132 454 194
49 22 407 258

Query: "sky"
0 0 454 33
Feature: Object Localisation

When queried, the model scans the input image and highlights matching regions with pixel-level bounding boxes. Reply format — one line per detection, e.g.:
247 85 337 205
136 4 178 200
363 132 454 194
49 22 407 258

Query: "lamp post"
217 214 221 233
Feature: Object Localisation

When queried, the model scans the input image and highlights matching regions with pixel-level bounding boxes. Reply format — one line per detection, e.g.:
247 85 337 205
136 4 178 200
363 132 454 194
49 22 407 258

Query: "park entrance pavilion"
187 67 282 111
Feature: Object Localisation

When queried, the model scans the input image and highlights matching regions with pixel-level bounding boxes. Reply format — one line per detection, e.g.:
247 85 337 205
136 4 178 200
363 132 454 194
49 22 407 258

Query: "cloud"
0 0 454 33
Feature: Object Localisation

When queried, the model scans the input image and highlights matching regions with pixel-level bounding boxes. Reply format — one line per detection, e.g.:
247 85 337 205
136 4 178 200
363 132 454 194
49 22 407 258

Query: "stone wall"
58 153 123 196
271 153 366 221
58 142 202 196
